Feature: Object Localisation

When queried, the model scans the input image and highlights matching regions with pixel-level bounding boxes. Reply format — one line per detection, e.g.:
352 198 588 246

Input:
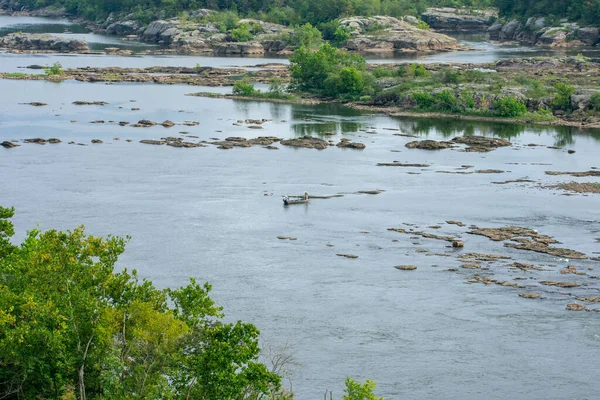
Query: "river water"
1 16 600 400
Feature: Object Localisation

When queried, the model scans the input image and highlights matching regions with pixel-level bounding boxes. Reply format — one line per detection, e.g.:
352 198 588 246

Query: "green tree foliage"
18 0 495 27
230 23 253 42
289 43 375 99
232 78 256 95
290 23 323 48
494 96 527 117
0 209 281 399
495 0 600 25
43 62 65 76
343 377 384 400
552 82 575 110
590 92 600 111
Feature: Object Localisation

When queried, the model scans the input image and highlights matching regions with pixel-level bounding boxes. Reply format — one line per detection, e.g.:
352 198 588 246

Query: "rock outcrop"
340 16 462 53
0 33 88 52
420 8 496 32
488 18 600 47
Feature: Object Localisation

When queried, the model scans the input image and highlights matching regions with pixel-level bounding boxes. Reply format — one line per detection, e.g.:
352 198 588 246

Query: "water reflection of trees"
291 121 362 136
398 117 600 147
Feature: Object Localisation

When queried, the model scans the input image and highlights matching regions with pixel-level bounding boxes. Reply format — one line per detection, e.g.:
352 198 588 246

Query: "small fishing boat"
283 193 309 205
283 198 309 205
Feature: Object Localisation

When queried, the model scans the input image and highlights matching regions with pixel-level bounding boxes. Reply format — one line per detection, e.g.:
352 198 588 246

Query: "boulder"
574 27 600 45
106 20 140 36
499 20 522 40
1 141 19 148
0 33 88 52
487 22 503 40
141 20 174 42
537 27 569 47
571 89 599 111
340 16 461 53
213 42 265 55
405 140 454 150
420 8 496 32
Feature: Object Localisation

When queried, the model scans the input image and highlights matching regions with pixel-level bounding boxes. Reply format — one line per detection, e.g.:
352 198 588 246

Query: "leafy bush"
437 67 461 84
590 92 600 111
324 67 365 98
433 89 459 111
333 26 352 46
552 82 575 110
43 62 65 76
289 43 372 99
232 79 256 96
343 377 383 400
409 63 429 77
371 67 394 78
412 91 435 108
290 23 322 48
212 11 239 33
231 23 253 42
415 20 430 30
494 96 527 117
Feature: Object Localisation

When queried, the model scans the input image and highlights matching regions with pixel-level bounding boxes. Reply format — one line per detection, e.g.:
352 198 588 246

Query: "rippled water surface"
2 16 600 400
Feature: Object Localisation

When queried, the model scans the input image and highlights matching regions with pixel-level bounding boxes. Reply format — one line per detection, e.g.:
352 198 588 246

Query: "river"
1 16 600 400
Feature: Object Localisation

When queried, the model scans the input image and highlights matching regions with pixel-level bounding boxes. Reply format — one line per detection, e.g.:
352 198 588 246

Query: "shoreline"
349 104 600 130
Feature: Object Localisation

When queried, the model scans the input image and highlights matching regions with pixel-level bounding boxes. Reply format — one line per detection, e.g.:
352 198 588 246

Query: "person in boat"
304 192 309 200
283 195 289 204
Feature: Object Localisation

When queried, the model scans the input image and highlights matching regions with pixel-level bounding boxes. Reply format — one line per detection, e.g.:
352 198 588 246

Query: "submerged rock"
72 101 108 105
337 138 366 149
519 293 541 299
337 254 359 259
280 136 330 150
566 303 585 311
405 140 453 150
1 141 19 148
395 265 417 270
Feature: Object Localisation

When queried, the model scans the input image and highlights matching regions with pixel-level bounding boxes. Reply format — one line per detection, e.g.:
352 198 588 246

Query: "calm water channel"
1 16 600 400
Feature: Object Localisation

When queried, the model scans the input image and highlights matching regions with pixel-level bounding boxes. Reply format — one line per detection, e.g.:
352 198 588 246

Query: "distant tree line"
20 0 492 25
494 0 600 25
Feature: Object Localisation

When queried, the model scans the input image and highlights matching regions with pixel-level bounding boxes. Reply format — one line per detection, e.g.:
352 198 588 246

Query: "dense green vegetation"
0 206 384 399
289 43 377 99
495 0 600 26
19 0 492 26
0 206 284 399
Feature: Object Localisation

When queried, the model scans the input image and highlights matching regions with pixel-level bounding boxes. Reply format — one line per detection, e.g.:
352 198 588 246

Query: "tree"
343 377 384 400
289 43 373 98
290 23 323 48
0 208 281 399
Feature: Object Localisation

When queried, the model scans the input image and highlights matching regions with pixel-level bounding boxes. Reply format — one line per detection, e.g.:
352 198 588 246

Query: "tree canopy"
0 206 282 400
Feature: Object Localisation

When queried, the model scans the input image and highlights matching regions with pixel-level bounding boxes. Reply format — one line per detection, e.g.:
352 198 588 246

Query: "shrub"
589 92 600 111
415 20 430 30
230 23 253 42
409 63 429 77
324 67 365 98
212 11 239 33
552 82 575 110
433 89 459 111
232 79 256 96
43 62 64 76
333 26 352 46
290 23 322 48
371 67 394 78
494 96 527 117
437 67 461 84
412 91 435 108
